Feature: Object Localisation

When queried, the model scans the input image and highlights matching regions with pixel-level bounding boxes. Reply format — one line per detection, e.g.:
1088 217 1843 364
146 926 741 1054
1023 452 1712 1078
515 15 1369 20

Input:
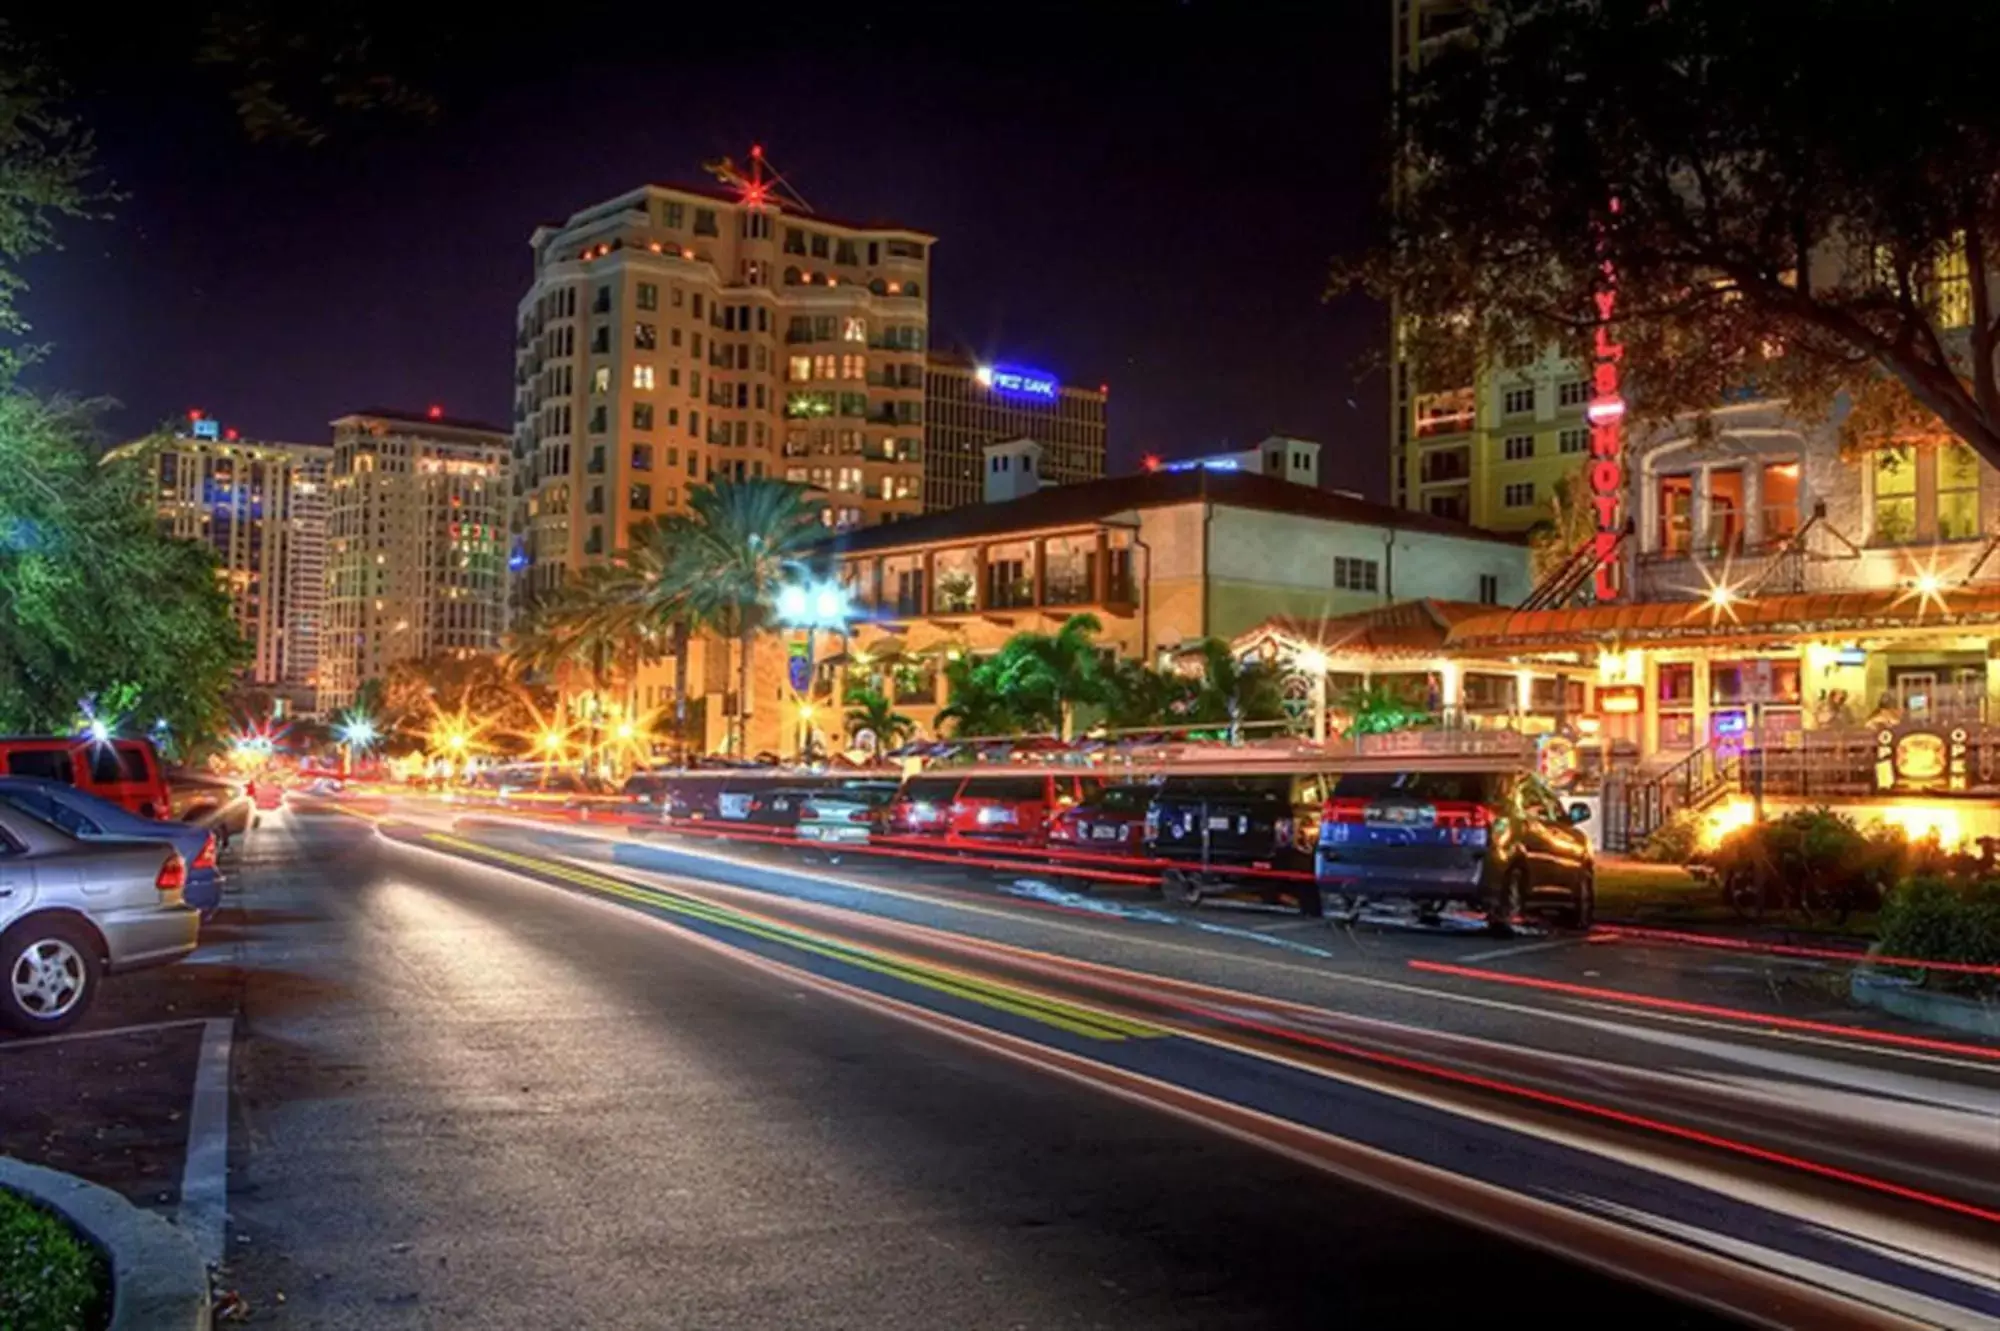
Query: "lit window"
1657 475 1694 552
1873 446 1918 544
591 366 610 394
1760 462 1801 545
633 365 655 390
634 323 657 350
842 317 866 344
1938 442 1981 541
788 356 811 382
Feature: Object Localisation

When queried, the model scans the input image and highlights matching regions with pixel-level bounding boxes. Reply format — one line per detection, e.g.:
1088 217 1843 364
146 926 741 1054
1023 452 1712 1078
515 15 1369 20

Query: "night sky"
19 3 1388 491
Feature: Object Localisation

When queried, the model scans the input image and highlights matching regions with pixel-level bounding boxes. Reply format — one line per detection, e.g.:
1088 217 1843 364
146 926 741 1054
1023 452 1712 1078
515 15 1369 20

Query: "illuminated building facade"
132 422 326 688
318 410 509 712
513 159 933 604
923 351 1107 511
283 446 330 695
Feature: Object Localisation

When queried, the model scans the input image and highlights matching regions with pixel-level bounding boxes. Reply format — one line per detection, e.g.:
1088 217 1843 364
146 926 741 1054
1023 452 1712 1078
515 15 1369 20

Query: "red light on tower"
189 408 204 421
224 428 239 441
427 405 444 420
1142 454 1162 472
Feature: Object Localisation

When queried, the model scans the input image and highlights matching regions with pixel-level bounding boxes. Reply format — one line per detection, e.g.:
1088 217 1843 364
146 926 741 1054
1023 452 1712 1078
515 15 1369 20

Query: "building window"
631 443 653 471
1333 555 1380 592
633 365 654 390
686 451 698 477
632 403 654 431
1558 427 1587 455
1503 434 1534 461
693 209 718 237
1657 662 1697 749
1873 446 1918 544
591 366 611 394
810 233 829 259
1556 379 1589 408
588 405 608 434
660 201 684 229
1502 385 1535 415
636 282 658 311
1939 443 1981 541
1760 462 1801 545
1657 474 1694 553
1706 467 1744 555
1503 481 1536 508
689 410 700 437
1478 573 1499 605
629 483 652 512
634 323 657 350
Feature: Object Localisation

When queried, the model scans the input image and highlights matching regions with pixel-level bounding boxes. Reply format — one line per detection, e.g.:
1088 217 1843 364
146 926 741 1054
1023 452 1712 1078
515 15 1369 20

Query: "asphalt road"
215 811 1733 1329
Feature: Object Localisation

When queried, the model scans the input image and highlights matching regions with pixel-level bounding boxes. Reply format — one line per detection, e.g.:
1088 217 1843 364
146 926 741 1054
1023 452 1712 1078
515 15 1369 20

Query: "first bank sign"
975 363 1059 402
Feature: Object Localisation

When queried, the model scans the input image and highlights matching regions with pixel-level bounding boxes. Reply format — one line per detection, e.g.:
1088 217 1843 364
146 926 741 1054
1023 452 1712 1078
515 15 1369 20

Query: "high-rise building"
283 447 330 696
1389 0 1588 535
512 156 934 602
923 351 1107 512
126 421 324 687
318 409 510 713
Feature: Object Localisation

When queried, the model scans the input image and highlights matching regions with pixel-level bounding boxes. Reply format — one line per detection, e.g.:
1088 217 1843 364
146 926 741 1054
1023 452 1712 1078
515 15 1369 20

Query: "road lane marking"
178 1016 233 1265
1460 937 1581 963
0 1016 208 1052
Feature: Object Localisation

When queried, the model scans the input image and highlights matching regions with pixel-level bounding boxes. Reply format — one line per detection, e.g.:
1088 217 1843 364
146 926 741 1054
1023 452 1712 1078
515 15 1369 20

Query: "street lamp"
774 578 852 760
1293 646 1332 744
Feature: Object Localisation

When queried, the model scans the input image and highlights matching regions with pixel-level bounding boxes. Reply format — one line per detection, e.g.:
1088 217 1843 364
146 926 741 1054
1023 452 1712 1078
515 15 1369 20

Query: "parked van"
0 737 174 820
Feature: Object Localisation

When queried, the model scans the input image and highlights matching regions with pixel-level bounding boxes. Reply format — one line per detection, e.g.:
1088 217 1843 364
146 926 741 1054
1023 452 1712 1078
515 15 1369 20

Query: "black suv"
1144 770 1333 915
1314 764 1593 935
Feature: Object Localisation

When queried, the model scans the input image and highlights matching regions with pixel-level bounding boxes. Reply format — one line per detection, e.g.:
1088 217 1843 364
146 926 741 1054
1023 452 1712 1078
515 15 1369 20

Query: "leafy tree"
1526 465 1597 583
1182 639 1286 741
0 394 245 739
842 685 914 752
986 613 1108 740
937 652 1023 738
644 479 824 755
1338 681 1435 738
1341 0 2000 467
509 564 646 711
619 514 726 758
1098 657 1188 731
379 652 552 755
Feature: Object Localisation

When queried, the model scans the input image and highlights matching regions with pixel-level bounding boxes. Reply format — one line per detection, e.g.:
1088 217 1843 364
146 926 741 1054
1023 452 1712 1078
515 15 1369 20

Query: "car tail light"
1324 798 1369 824
156 851 188 898
1433 802 1494 829
193 834 218 871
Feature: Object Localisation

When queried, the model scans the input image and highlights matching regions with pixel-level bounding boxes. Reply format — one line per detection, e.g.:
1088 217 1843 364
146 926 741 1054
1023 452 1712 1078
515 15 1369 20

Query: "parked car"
944 771 1099 847
1145 769 1334 914
0 802 200 1034
1047 781 1156 856
883 773 972 839
0 737 174 819
796 778 903 845
1313 763 1594 935
169 771 253 847
0 778 222 914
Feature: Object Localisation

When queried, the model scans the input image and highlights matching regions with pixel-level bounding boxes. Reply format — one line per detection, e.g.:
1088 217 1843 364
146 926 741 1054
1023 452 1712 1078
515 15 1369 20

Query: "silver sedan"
0 801 200 1035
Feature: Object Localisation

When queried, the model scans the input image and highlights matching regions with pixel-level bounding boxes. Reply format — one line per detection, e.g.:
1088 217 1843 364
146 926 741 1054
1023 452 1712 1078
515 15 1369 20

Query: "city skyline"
12 4 1387 490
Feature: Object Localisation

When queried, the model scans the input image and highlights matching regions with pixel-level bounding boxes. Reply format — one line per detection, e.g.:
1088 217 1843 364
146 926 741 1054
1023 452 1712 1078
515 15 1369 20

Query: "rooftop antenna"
703 143 813 214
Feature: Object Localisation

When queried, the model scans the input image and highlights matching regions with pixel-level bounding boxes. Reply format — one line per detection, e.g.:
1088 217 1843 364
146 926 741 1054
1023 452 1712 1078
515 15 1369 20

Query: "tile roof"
1445 586 2000 650
1243 600 1496 657
826 469 1523 558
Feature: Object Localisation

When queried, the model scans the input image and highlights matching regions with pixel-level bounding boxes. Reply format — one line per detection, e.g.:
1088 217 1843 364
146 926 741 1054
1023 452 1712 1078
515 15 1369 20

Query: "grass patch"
0 1186 108 1331
1596 858 1879 937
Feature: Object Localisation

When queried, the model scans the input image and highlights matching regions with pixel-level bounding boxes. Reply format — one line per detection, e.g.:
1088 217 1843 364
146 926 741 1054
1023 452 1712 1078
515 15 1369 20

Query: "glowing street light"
1290 645 1332 743
336 713 379 750
85 718 111 744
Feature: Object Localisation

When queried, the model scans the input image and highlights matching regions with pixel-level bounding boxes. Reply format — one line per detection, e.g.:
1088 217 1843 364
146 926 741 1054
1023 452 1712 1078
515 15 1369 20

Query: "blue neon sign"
978 363 1059 402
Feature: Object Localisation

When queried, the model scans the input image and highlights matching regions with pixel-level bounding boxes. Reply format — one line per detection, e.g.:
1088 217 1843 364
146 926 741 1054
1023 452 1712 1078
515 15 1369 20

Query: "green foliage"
0 1186 107 1331
1337 0 2000 469
1708 807 1900 916
379 653 553 755
0 397 247 743
937 651 1026 738
1338 682 1434 737
1877 876 2000 998
1633 809 1701 865
842 685 914 750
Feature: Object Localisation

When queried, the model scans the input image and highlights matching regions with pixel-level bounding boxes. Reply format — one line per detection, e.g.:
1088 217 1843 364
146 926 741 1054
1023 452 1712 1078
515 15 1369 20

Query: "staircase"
1603 744 1740 852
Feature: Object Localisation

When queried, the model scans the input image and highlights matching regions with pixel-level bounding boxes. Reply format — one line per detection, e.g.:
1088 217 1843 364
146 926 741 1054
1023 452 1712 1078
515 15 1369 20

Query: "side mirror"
1567 802 1592 825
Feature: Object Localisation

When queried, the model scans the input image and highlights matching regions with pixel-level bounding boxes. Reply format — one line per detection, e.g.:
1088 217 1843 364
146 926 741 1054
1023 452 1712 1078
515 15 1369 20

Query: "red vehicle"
0 737 174 819
883 774 966 839
945 771 1099 847
1046 782 1155 857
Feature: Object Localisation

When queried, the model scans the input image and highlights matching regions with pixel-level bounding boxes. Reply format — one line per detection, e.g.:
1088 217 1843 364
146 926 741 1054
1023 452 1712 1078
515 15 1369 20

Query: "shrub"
1876 875 2000 998
1706 807 1896 917
0 1187 107 1331
1634 809 1701 863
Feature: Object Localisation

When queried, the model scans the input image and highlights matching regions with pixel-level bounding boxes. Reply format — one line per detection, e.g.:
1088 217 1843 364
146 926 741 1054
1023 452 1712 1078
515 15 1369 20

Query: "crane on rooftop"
702 144 813 214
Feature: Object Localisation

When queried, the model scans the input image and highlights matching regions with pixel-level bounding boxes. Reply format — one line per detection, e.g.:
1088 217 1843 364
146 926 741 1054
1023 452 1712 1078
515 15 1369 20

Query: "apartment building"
923 351 1107 511
317 410 510 713
513 164 933 602
283 446 330 696
125 421 325 688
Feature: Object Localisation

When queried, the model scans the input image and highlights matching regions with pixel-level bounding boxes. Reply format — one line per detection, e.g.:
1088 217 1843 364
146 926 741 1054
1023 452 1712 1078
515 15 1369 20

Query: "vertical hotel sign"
1587 198 1624 600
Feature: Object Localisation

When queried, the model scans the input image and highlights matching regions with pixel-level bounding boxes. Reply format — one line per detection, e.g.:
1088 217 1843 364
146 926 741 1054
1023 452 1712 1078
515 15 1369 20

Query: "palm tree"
646 478 825 755
509 565 647 768
615 517 718 761
1185 638 1286 743
842 685 915 753
937 651 1023 737
989 613 1107 739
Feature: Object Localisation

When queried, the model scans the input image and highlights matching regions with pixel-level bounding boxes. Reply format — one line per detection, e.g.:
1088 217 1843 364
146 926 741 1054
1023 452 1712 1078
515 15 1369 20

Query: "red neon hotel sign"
1587 203 1624 601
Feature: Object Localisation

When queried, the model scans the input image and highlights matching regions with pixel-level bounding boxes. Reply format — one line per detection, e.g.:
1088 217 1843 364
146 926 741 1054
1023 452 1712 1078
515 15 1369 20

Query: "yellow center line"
417 831 1160 1042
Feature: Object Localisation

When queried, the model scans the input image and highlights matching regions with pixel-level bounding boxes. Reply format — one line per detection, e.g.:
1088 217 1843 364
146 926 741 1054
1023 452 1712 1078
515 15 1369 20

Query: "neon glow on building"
1588 198 1625 600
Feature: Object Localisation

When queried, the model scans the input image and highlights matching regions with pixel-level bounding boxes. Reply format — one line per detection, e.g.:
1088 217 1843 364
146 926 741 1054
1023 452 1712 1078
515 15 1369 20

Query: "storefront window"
1706 468 1744 555
1658 475 1694 553
1461 673 1518 712
1873 446 1918 544
1938 443 1982 542
1657 661 1696 750
1760 462 1800 545
1711 659 1801 706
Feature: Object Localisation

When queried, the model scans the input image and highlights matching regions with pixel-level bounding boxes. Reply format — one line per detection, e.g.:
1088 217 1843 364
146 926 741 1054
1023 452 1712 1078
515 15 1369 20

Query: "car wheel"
1562 870 1596 932
0 917 102 1035
1486 865 1526 938
1164 868 1202 905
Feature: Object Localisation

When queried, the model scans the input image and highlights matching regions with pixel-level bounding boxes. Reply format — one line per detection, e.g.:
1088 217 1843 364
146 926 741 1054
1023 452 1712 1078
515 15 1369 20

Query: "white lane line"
0 1017 207 1052
1460 937 1580 964
177 1016 233 1265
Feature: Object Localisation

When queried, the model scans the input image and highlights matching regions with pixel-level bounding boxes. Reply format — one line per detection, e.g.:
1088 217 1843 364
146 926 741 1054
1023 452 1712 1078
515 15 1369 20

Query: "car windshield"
0 790 98 838
1158 775 1293 802
959 776 1046 801
1332 770 1507 802
898 777 962 804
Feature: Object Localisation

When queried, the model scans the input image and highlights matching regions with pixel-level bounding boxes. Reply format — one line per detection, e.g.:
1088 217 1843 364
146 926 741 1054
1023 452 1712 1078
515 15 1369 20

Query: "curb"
0 1156 211 1331
1849 972 2000 1039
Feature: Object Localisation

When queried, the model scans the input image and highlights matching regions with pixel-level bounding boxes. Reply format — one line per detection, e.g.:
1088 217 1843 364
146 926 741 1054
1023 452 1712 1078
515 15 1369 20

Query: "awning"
1236 599 1496 659
1446 587 2000 652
